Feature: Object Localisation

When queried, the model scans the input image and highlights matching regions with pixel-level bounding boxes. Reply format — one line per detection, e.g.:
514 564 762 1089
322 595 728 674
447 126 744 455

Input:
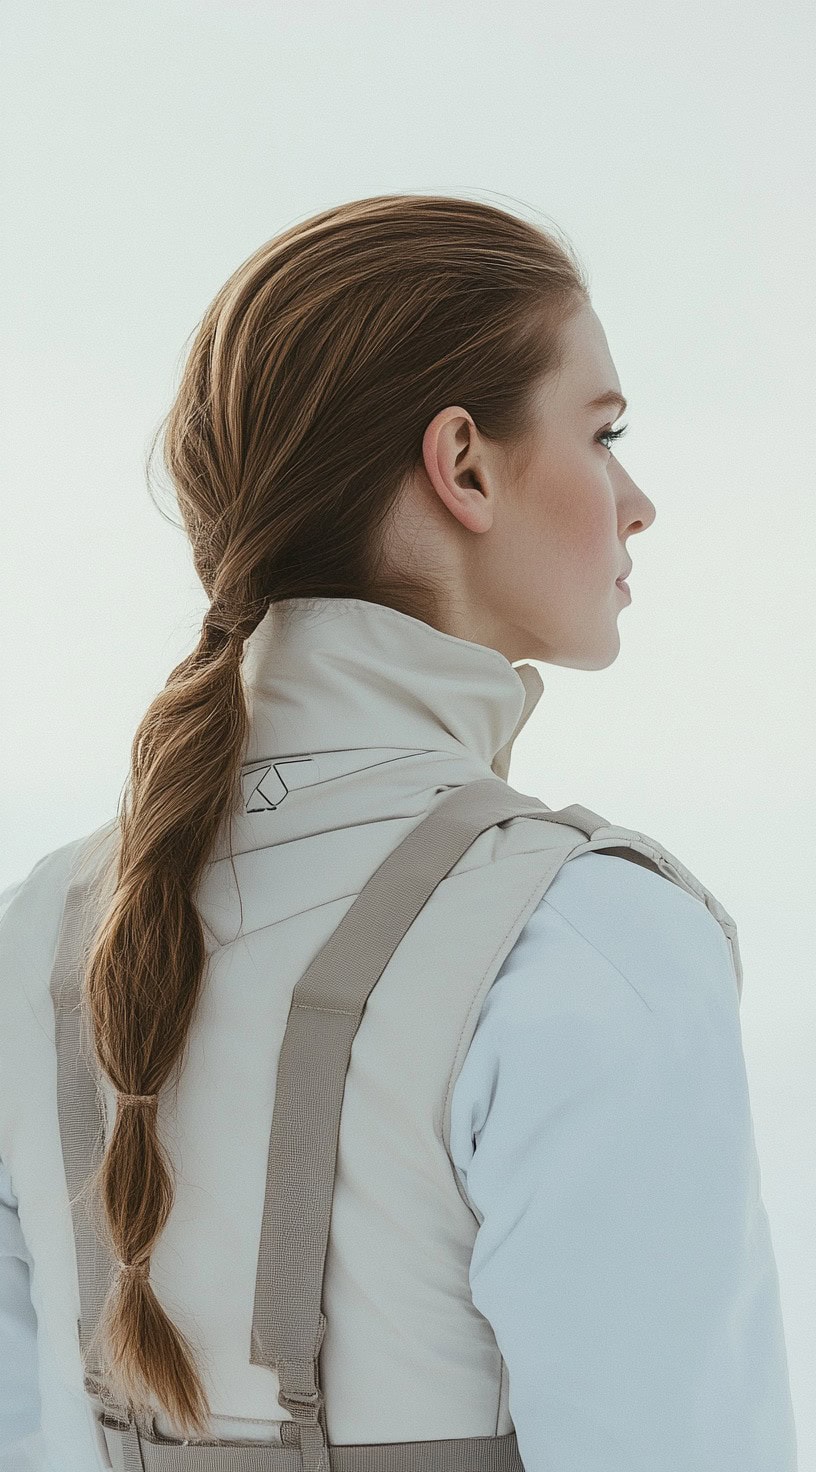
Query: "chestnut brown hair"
82 192 589 1437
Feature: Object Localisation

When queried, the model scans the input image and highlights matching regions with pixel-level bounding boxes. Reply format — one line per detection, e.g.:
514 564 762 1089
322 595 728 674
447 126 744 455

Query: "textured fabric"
93 1423 521 1472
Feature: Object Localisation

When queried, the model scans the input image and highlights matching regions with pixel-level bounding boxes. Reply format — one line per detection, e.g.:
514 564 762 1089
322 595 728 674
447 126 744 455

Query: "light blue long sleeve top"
0 852 798 1471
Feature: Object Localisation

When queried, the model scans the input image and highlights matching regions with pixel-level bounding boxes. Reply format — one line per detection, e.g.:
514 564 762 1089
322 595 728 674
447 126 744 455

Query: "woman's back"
0 597 797 1470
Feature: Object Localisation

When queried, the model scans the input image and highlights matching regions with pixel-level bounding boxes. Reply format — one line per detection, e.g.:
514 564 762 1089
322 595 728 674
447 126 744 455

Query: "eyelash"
597 422 629 451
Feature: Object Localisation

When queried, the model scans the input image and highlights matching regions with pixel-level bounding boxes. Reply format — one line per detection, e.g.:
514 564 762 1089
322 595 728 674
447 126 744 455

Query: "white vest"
0 596 743 1471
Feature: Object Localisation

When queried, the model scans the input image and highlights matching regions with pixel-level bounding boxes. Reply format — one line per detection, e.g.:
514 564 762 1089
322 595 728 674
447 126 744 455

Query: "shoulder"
450 849 743 1170
0 821 117 1005
493 848 736 1022
1 834 89 930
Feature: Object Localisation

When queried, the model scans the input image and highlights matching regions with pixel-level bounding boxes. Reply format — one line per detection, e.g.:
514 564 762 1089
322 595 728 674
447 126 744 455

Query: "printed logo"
242 763 290 812
241 756 319 812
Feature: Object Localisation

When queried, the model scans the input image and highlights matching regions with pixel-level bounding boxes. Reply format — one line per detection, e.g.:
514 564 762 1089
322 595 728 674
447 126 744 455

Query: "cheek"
507 450 616 598
542 461 613 567
576 500 615 568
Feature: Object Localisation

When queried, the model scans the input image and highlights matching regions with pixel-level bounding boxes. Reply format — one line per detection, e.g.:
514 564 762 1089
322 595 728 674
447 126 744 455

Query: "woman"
0 194 797 1471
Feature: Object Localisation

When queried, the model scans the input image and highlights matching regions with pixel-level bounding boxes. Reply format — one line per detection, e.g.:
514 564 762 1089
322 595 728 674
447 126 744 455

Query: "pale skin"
383 298 657 669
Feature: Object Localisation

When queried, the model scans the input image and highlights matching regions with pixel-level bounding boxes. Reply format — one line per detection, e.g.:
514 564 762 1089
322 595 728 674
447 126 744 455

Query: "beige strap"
99 1417 524 1471
246 778 605 1470
51 848 126 1419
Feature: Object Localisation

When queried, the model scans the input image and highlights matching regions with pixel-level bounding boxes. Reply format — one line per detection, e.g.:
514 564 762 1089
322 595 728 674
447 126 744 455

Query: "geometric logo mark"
242 763 290 812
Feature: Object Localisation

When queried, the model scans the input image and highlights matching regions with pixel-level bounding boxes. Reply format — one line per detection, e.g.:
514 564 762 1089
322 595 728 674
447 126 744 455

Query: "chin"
540 627 622 672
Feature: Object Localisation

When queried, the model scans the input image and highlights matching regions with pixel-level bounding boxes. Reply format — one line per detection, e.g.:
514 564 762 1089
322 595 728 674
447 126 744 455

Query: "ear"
421 407 494 534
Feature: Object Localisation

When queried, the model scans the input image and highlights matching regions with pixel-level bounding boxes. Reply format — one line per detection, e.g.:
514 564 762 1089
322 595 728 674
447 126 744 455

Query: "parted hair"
81 192 589 1438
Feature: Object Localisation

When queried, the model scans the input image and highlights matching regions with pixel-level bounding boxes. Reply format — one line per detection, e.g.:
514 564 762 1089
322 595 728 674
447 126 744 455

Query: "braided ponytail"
83 596 267 1435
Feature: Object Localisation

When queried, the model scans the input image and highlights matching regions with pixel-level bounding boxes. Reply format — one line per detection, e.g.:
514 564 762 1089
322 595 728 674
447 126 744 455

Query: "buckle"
278 1386 322 1419
278 1387 320 1411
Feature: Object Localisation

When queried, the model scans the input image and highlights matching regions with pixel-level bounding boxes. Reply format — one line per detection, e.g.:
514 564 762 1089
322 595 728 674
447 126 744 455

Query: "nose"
620 468 656 534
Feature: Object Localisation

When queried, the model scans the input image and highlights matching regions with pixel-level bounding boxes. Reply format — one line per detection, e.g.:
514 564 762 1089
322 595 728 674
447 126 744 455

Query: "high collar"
240 597 544 782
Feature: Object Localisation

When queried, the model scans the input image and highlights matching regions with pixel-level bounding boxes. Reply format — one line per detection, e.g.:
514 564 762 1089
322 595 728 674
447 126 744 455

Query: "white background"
2 0 814 1461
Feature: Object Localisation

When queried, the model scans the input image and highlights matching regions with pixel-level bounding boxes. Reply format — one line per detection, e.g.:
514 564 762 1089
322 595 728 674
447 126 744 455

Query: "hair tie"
201 602 238 643
117 1092 158 1107
202 596 270 647
117 1260 150 1277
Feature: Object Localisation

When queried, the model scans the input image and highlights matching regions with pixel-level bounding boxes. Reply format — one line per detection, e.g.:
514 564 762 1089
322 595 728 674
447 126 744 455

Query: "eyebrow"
586 390 628 415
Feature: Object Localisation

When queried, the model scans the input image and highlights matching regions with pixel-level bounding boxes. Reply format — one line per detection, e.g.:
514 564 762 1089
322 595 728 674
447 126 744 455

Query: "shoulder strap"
248 780 601 1467
49 825 124 1415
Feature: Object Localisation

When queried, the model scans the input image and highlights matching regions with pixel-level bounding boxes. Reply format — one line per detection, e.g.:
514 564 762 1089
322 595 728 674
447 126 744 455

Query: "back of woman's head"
82 192 589 1437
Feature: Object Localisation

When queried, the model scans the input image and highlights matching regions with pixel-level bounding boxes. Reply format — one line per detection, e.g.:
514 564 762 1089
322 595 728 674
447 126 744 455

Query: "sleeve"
0 1156 42 1457
448 852 798 1472
0 877 43 1459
